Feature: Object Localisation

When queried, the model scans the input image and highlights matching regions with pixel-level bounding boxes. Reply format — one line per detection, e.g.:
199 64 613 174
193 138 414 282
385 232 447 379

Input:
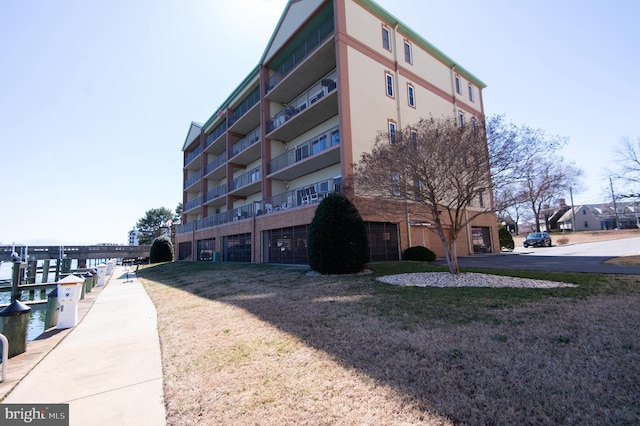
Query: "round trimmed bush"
150 236 174 263
499 227 515 251
403 246 437 262
308 194 369 274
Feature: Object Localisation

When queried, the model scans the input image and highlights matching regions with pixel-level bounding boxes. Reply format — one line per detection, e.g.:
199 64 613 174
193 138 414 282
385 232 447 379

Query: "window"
388 121 397 144
407 83 415 107
458 111 464 127
479 192 485 208
404 40 412 63
455 75 461 94
471 117 477 133
584 221 589 228
385 72 394 97
468 84 474 102
410 129 418 149
391 173 400 195
382 26 391 51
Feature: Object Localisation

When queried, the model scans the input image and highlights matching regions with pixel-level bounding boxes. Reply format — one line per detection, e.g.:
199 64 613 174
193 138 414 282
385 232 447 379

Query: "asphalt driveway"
437 237 640 274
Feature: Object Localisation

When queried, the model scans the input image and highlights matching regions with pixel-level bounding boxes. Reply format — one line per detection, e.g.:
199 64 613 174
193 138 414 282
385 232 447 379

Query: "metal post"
0 333 8 382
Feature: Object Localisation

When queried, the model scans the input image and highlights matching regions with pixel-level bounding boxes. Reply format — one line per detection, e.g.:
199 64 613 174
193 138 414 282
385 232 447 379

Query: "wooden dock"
0 245 151 262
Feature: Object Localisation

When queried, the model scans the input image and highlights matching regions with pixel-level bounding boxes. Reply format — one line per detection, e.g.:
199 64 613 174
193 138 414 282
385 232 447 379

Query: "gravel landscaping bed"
378 272 577 288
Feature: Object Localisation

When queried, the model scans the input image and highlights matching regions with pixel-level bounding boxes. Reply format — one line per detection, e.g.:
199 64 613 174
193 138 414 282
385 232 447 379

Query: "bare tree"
612 137 640 190
486 116 582 232
351 116 498 274
520 160 582 232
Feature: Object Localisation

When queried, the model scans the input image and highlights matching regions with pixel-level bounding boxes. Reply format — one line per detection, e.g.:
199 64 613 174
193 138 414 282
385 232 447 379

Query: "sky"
1 0 638 245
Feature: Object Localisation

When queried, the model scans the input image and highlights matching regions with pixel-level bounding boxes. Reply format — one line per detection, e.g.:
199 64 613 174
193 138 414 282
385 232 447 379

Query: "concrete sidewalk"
1 266 166 425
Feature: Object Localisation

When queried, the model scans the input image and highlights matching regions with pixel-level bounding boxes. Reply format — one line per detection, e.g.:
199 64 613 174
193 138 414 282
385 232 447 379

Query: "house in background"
556 202 640 231
175 0 497 263
557 206 602 231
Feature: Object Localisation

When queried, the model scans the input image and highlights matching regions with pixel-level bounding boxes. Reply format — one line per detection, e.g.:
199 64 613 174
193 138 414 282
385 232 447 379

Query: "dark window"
408 84 415 107
404 41 412 63
196 238 215 261
385 72 394 97
382 26 391 50
265 225 309 264
223 233 251 262
455 75 461 94
365 222 399 262
389 121 397 144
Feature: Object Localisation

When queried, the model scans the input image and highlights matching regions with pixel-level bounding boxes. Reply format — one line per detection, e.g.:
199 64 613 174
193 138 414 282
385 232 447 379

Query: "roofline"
259 0 295 65
356 0 487 89
202 65 260 132
182 121 203 151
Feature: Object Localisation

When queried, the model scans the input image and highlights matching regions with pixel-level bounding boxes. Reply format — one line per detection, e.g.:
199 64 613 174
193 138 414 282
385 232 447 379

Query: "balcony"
229 166 261 198
257 177 342 214
266 18 335 103
229 87 261 134
176 222 193 235
184 197 201 213
230 127 261 166
184 171 202 190
267 77 338 142
184 146 202 170
268 126 340 181
204 183 227 208
204 120 227 155
204 152 227 180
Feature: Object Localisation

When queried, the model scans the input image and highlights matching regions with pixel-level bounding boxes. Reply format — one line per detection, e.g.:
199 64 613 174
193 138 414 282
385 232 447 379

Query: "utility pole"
569 186 576 232
610 177 620 229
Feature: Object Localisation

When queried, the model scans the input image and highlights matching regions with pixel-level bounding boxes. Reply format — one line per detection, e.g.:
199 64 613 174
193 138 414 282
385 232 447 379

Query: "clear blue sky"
1 0 638 245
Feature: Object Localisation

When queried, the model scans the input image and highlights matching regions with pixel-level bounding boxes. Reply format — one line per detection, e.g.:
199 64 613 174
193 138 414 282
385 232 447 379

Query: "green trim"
356 0 486 88
267 2 334 69
202 65 260 132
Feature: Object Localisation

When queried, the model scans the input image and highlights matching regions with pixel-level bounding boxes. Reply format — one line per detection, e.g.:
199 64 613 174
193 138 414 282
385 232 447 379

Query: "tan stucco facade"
177 0 497 263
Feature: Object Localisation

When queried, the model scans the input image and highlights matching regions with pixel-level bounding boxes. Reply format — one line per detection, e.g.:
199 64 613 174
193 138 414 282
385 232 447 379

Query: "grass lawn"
138 262 640 425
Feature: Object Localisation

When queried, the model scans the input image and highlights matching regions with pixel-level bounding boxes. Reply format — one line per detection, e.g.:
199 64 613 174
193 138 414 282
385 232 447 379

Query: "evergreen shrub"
308 194 369 274
150 236 174 263
499 227 515 251
403 246 437 262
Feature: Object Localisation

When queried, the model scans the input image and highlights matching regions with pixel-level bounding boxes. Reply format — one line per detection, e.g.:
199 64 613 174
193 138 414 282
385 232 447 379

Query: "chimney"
558 198 566 207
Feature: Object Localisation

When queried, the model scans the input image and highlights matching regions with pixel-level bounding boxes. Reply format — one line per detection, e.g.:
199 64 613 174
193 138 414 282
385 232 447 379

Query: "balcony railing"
205 152 227 175
184 146 202 166
259 178 341 213
266 18 334 92
230 127 261 158
184 197 201 212
176 177 343 234
184 171 202 189
231 166 261 191
205 120 227 148
176 222 193 235
230 87 260 126
269 126 339 174
205 183 227 203
267 75 337 133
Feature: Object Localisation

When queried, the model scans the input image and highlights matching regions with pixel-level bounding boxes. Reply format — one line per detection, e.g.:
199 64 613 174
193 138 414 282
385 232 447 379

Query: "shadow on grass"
139 261 640 425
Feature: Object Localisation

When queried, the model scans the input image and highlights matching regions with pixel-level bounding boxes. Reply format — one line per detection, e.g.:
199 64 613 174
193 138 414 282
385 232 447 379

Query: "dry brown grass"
139 263 640 425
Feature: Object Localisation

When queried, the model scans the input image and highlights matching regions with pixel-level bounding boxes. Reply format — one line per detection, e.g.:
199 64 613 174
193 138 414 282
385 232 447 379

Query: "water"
0 260 72 342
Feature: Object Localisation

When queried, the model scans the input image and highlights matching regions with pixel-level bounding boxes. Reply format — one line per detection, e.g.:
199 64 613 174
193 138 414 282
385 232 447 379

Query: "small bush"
403 246 437 262
150 236 174 263
499 227 515 251
556 237 569 246
308 194 369 274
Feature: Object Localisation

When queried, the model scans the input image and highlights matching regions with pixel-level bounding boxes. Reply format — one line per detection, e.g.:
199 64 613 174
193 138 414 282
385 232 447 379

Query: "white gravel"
377 272 577 288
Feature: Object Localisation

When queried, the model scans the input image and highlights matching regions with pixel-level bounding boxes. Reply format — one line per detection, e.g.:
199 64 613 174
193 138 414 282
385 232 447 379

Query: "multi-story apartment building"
176 0 497 263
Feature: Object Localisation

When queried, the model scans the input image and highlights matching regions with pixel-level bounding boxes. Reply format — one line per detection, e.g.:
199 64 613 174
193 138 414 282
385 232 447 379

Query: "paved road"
437 237 640 274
